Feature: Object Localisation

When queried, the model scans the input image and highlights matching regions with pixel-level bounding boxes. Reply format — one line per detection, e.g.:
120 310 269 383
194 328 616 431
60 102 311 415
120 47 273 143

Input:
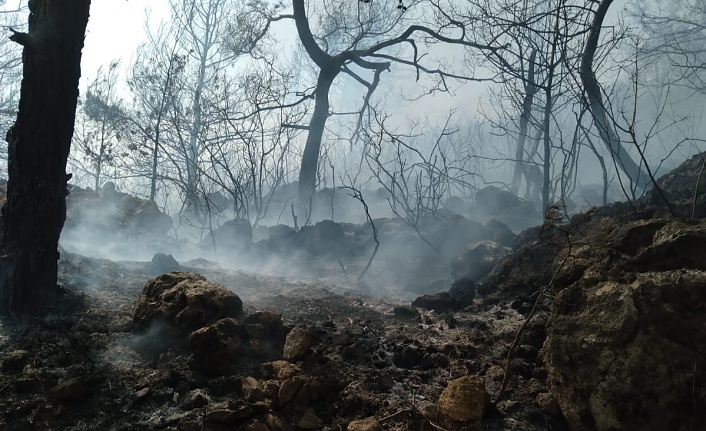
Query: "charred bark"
0 0 91 315
581 0 649 192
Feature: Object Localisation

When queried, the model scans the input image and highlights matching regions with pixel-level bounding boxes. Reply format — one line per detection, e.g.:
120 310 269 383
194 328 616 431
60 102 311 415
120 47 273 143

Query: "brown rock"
189 318 244 376
243 376 265 402
205 406 254 424
546 270 706 431
181 389 211 410
278 376 306 406
437 375 489 422
630 220 706 271
417 401 438 421
49 377 87 406
246 420 269 431
263 380 280 398
347 417 382 431
271 360 300 380
451 240 511 281
133 272 243 334
283 326 312 360
264 412 288 431
133 387 150 402
297 408 323 430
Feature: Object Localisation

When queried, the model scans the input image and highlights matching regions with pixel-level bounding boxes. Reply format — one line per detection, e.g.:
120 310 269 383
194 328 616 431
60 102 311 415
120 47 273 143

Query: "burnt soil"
0 250 562 431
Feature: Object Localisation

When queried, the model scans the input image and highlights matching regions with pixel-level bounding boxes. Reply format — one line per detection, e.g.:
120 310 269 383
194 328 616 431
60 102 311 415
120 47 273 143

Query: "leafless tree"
0 0 90 315
71 61 126 190
272 0 505 218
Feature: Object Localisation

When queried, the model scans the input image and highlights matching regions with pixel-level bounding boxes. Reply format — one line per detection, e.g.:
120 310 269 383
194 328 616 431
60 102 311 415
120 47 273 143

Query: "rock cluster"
544 218 706 431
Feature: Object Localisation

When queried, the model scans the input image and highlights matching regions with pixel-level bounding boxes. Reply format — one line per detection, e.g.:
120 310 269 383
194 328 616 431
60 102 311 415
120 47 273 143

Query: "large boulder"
427 215 486 258
545 218 706 431
638 150 706 219
61 182 173 257
474 186 522 215
451 240 511 281
204 218 253 252
133 272 243 334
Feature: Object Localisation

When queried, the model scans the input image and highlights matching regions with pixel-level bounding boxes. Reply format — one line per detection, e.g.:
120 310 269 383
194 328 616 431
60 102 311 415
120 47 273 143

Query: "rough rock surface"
283 326 313 361
451 240 511 281
147 253 180 275
132 271 243 334
545 217 706 431
347 417 382 431
437 375 490 422
204 218 253 251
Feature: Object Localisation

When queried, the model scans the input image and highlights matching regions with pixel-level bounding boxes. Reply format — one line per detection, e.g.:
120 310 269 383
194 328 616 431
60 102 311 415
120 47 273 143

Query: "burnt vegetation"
0 0 705 430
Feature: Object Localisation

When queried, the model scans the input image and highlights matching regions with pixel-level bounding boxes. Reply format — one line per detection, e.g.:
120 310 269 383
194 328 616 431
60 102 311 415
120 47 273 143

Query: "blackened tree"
0 0 91 315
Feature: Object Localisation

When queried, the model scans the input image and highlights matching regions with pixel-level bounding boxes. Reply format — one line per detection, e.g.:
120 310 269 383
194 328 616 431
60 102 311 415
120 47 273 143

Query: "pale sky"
81 1 169 88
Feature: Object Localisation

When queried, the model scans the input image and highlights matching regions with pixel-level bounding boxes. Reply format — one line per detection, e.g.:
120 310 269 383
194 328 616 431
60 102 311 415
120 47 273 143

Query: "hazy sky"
81 1 168 86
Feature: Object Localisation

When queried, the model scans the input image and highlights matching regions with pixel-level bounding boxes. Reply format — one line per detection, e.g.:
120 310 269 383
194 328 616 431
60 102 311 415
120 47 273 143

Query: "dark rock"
189 318 245 377
406 255 452 294
147 253 180 275
393 305 419 318
181 389 211 410
207 375 243 396
474 186 522 215
630 220 706 271
485 219 516 246
451 241 511 281
1 349 30 372
412 291 468 313
428 215 487 258
204 218 253 251
392 345 425 369
14 378 44 394
49 377 87 406
546 271 706 431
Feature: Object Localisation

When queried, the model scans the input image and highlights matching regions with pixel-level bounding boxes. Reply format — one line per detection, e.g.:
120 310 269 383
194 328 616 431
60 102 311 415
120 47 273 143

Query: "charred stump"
0 1 91 315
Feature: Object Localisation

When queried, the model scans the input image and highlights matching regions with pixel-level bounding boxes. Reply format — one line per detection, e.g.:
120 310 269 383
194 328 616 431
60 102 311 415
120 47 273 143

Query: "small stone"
263 380 280 398
205 407 254 424
485 364 505 381
283 326 313 360
393 305 419 318
417 401 438 421
438 375 489 422
49 377 87 406
278 376 306 406
265 412 288 431
134 386 150 402
347 417 382 431
271 360 300 380
242 376 264 402
181 389 211 410
297 408 323 430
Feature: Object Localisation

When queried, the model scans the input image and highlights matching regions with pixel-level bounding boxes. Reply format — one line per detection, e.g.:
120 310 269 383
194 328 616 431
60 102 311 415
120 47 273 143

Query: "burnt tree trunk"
0 1 91 315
